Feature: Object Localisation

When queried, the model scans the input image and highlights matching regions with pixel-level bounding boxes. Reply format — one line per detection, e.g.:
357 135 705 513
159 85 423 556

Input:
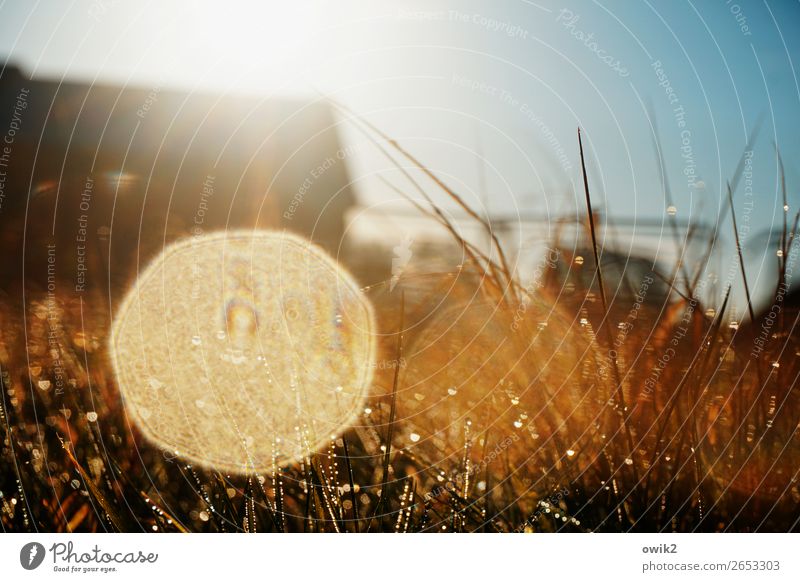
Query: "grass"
0 121 799 533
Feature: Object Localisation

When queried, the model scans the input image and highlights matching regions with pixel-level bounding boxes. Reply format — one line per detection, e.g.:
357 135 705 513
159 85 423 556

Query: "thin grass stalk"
727 182 756 324
330 98 518 304
577 128 638 485
341 434 360 532
691 126 763 291
648 107 692 294
368 291 404 531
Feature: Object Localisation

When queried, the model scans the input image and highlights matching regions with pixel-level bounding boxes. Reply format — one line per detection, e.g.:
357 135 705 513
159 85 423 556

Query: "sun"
110 230 376 473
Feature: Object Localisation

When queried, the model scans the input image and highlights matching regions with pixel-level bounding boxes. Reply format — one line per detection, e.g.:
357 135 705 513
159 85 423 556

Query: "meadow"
1 119 798 533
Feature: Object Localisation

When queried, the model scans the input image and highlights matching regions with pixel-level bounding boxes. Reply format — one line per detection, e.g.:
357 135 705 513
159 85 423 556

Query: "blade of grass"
647 103 692 295
578 128 639 485
330 98 518 304
368 291 404 531
727 181 756 324
341 433 360 532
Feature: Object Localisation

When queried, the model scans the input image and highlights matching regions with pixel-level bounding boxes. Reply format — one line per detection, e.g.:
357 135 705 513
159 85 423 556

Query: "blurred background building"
0 64 354 296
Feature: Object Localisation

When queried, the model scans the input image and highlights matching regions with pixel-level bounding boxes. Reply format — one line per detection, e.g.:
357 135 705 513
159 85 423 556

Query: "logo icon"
20 542 46 570
390 234 414 291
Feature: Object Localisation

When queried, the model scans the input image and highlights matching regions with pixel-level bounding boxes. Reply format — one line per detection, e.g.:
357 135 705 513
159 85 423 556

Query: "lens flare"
110 230 376 473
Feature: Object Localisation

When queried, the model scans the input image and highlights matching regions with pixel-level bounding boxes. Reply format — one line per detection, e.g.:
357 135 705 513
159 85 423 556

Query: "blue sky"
2 0 799 310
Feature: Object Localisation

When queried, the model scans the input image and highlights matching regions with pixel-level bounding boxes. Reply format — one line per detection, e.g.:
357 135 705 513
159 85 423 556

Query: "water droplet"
191 335 202 346
667 205 677 216
513 420 523 429
335 385 344 393
777 249 784 257
574 255 584 265
566 449 575 457
86 412 98 422
624 457 634 465
447 387 457 396
409 433 420 443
